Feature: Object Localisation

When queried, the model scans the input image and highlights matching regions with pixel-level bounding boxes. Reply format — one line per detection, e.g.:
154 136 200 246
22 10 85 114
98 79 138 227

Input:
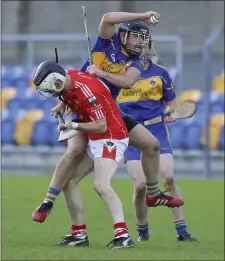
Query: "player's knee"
144 137 160 156
134 181 146 197
163 174 175 189
93 181 111 197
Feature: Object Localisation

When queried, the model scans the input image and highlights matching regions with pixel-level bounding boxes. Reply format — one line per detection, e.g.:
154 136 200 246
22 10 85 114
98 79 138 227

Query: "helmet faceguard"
33 61 66 98
118 21 156 57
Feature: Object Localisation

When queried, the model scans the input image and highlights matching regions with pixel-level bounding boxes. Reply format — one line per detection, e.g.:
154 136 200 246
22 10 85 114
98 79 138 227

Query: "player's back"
117 62 176 122
67 70 128 140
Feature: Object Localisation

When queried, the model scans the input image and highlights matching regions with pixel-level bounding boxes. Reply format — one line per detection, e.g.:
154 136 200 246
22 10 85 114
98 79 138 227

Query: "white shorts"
87 138 129 163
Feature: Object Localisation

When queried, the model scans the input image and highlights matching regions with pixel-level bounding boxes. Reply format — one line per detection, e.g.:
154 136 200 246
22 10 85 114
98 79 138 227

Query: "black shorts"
122 116 139 133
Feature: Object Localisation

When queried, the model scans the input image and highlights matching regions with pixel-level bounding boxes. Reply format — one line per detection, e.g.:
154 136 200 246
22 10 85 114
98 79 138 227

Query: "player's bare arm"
87 65 140 89
51 100 66 117
59 117 107 133
99 11 160 39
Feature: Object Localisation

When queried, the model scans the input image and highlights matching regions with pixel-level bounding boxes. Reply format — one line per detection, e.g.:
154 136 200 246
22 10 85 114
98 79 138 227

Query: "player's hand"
57 123 64 133
142 11 160 26
57 120 72 132
86 64 105 78
164 115 176 123
51 102 66 118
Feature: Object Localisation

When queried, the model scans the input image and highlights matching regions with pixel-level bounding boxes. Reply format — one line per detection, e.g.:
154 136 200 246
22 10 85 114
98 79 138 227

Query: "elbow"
124 80 135 89
102 13 113 23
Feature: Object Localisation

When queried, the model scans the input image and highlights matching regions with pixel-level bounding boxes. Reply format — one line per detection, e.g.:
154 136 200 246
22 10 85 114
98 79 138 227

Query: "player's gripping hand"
51 101 66 118
142 11 160 26
57 120 78 132
164 115 176 123
164 105 176 123
86 64 105 78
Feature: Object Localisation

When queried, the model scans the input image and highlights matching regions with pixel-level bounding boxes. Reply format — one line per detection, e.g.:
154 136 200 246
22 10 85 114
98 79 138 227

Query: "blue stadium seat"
1 118 15 145
41 98 57 113
7 97 24 115
11 66 26 79
32 120 50 145
2 66 14 82
184 122 202 149
1 79 12 88
23 97 42 110
218 125 224 150
47 121 61 146
167 122 184 149
15 77 30 90
195 103 206 126
211 100 224 114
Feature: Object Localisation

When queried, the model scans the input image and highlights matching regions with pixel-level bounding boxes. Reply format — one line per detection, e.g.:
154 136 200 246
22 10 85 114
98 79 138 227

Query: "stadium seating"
1 88 17 109
213 72 224 93
178 89 202 103
32 119 50 145
2 118 16 145
14 110 44 145
167 121 185 149
41 98 58 113
7 97 24 119
183 121 202 149
201 113 225 150
218 125 225 150
23 96 42 110
211 100 224 114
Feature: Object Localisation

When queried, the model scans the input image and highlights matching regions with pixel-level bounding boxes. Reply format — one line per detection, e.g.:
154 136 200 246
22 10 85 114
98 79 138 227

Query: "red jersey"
61 70 128 141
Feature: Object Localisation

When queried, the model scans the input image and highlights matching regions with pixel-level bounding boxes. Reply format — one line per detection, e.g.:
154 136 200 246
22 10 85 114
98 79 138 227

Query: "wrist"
71 122 79 130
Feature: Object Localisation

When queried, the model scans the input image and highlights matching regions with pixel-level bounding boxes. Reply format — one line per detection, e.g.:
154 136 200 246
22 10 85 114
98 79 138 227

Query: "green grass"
2 175 224 260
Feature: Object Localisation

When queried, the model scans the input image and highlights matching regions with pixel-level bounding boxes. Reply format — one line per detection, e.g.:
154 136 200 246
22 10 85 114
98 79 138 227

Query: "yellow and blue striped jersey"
81 33 147 99
117 61 176 122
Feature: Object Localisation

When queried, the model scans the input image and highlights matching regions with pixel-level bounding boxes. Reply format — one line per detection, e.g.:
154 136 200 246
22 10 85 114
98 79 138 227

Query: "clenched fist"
142 11 160 26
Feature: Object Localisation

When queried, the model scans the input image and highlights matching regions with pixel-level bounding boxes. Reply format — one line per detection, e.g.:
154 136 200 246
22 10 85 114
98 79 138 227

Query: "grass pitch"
2 175 224 260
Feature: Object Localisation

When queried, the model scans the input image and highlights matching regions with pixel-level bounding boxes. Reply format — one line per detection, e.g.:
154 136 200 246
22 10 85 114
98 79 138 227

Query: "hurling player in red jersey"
32 60 134 248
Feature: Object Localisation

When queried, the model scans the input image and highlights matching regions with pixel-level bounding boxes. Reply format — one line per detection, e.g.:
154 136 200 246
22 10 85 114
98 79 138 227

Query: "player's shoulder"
151 62 169 75
66 69 79 76
94 33 120 51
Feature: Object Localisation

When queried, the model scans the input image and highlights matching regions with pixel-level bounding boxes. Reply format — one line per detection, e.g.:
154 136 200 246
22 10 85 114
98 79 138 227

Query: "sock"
175 220 187 234
71 224 87 237
44 187 61 203
114 222 129 238
137 221 149 235
146 181 161 199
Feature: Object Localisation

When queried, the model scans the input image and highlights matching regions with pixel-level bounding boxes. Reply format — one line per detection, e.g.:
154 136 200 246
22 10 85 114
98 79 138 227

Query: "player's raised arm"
99 11 160 39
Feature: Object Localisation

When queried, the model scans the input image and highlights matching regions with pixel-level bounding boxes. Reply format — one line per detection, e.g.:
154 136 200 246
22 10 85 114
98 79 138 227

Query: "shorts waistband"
143 116 163 126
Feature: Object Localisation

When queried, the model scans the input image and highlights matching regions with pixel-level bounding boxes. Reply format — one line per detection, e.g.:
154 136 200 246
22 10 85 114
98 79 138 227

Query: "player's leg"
57 152 94 247
154 123 198 242
124 117 184 208
90 138 134 249
126 154 149 241
160 153 199 242
32 132 88 223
